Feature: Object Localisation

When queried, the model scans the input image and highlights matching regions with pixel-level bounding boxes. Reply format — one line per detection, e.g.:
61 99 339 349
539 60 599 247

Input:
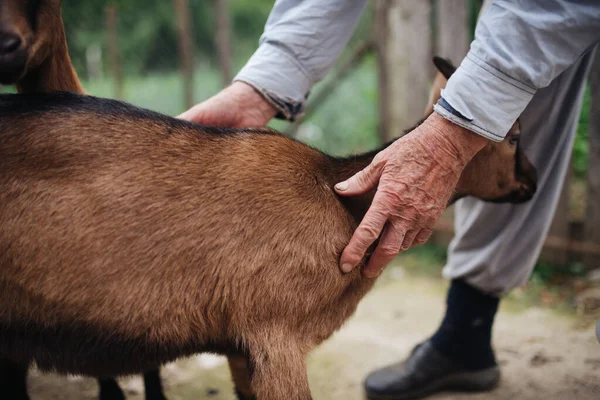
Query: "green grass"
82 67 225 118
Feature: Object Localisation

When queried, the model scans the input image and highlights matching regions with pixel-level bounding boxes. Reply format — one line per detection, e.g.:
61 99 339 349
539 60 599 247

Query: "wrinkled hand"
335 113 487 278
177 81 277 128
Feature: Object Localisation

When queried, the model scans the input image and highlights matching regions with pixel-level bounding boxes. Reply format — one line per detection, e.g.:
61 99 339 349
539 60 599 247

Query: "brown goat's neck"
17 22 84 94
333 140 463 224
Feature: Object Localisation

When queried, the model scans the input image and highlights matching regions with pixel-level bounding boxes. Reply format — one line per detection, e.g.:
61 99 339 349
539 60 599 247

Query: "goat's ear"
433 56 457 80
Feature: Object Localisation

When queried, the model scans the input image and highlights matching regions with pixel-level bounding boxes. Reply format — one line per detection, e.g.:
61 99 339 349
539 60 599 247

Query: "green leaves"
62 0 275 76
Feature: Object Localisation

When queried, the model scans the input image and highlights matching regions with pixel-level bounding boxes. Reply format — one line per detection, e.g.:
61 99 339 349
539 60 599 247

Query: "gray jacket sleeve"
435 0 600 141
234 0 369 121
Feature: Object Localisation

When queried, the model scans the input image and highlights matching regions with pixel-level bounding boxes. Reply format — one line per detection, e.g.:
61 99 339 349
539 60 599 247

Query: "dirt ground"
27 265 600 400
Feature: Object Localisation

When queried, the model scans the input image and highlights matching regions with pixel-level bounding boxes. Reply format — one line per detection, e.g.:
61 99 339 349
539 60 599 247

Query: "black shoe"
364 341 500 400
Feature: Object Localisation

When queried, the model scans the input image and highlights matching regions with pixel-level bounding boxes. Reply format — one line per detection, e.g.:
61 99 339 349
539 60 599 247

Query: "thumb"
177 103 233 127
335 156 384 196
176 104 202 122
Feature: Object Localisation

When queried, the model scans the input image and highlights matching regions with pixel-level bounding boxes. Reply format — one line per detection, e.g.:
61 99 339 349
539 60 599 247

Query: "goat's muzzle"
514 146 538 202
0 30 27 84
490 147 538 204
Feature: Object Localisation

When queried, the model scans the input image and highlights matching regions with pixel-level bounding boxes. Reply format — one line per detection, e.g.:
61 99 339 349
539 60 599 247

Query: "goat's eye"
509 135 520 146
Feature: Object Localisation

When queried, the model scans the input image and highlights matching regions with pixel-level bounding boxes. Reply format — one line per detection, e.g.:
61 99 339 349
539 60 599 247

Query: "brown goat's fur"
0 90 537 399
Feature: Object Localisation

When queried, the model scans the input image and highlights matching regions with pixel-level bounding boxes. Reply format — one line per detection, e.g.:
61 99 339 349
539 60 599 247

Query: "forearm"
234 0 369 121
436 0 600 141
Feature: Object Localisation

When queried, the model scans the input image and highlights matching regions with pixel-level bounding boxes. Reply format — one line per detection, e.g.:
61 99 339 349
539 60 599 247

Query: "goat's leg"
0 358 29 400
249 345 311 400
97 377 125 400
227 355 255 400
143 369 167 400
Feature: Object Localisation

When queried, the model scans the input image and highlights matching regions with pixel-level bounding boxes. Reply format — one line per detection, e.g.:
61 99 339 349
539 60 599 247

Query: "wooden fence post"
85 44 104 81
173 0 195 109
215 0 232 86
105 5 123 100
585 53 600 270
375 0 433 142
435 0 469 65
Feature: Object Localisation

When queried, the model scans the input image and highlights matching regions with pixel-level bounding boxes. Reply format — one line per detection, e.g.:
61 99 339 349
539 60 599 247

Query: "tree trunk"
375 1 391 144
173 0 195 109
105 5 123 100
435 0 469 65
376 0 433 142
215 0 233 86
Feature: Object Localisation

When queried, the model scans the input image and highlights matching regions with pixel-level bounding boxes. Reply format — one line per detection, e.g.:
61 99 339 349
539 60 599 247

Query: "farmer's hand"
335 113 487 278
178 81 277 127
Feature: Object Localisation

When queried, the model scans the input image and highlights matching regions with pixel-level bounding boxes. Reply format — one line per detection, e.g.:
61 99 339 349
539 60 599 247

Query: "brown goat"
0 1 165 399
0 91 537 400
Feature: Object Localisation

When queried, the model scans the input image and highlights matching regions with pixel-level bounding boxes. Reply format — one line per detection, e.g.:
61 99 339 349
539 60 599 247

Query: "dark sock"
430 279 499 370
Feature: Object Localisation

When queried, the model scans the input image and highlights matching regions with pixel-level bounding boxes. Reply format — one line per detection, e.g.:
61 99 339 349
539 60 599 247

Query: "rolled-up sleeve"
435 0 600 141
234 0 368 121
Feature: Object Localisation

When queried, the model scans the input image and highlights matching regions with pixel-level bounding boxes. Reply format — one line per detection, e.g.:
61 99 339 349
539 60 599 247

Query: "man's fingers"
335 154 385 196
176 111 190 120
339 201 389 273
363 222 406 278
178 106 235 127
413 228 433 246
400 229 419 251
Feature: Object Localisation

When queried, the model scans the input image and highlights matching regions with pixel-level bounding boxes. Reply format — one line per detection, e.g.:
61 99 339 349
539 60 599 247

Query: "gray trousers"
444 50 597 296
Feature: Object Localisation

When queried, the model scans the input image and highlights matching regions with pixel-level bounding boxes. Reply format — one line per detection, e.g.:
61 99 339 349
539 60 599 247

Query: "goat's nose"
0 32 22 56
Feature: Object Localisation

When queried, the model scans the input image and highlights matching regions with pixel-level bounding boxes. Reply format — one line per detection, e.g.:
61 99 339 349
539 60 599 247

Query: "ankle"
430 280 500 370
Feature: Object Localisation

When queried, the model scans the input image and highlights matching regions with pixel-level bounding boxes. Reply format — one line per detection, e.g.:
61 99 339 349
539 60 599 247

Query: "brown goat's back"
0 93 367 376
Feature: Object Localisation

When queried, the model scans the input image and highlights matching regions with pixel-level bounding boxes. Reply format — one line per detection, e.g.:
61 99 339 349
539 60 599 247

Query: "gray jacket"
235 0 600 141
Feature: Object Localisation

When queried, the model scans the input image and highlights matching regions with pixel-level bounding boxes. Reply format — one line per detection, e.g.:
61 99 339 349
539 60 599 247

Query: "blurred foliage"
71 0 377 156
62 0 276 76
63 0 375 77
574 85 592 178
468 0 483 40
